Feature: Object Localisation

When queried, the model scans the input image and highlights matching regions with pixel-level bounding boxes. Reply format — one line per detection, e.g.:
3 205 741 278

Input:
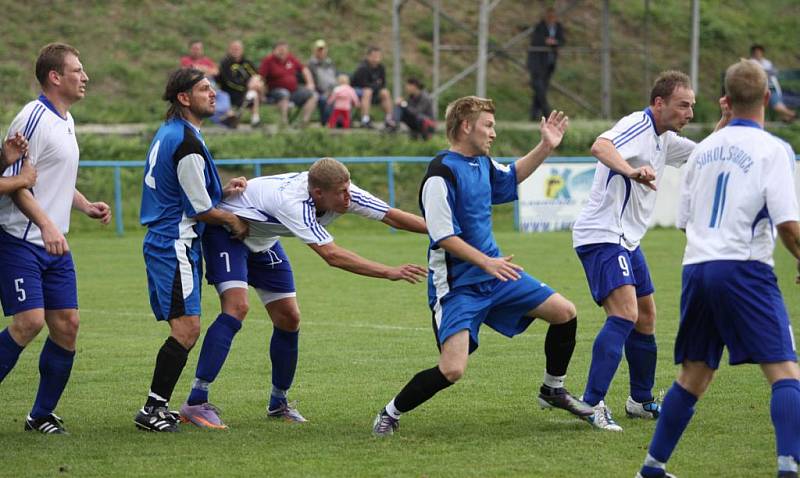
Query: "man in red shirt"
258 42 318 127
180 40 219 78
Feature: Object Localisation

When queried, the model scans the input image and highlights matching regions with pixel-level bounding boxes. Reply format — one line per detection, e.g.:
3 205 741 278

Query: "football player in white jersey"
637 59 800 478
188 157 427 423
0 43 111 434
573 70 731 431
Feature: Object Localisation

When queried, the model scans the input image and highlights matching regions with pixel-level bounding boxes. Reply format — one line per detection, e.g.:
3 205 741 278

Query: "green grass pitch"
1 225 796 477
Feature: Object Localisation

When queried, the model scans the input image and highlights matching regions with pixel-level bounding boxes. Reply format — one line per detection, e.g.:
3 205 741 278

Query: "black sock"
393 366 453 413
145 336 189 408
544 317 577 378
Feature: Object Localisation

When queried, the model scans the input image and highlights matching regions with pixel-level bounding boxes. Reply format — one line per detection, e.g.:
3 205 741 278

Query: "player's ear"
176 91 192 108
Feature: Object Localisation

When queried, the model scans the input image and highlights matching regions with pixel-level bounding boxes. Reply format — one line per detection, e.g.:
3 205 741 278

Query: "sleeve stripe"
303 199 330 241
613 120 651 150
350 191 389 212
610 113 648 144
22 104 44 140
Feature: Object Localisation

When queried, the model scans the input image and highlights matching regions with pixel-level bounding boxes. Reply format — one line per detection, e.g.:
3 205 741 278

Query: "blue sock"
187 313 242 405
30 338 75 419
625 330 657 403
771 379 800 470
0 328 24 383
583 316 634 406
269 327 299 409
643 381 697 473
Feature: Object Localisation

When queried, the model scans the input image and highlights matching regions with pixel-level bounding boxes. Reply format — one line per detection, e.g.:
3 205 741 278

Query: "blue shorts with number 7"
575 243 654 305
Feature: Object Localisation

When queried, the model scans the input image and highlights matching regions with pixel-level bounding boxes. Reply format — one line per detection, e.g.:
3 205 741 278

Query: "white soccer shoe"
625 396 661 419
586 400 623 432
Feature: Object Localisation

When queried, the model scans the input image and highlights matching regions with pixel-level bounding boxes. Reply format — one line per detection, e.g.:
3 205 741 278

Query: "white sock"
543 372 565 389
643 453 667 470
385 398 401 419
778 456 798 473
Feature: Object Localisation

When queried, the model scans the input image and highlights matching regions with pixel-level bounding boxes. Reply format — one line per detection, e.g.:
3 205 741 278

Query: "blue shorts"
676 261 797 369
0 228 78 316
575 243 654 305
432 273 555 353
203 225 295 294
143 231 203 321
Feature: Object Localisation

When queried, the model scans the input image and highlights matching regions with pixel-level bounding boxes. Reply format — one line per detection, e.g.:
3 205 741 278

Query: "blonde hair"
308 157 350 191
725 59 768 110
337 73 350 85
444 96 495 143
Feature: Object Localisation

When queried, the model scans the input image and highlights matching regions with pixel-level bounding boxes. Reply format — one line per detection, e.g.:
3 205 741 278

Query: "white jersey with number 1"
572 108 696 250
0 96 79 247
678 119 798 266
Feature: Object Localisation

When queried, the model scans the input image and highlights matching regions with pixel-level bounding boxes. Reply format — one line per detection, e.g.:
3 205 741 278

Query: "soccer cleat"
372 409 399 437
134 406 180 432
626 396 661 419
585 400 623 432
635 472 677 478
24 413 67 434
778 472 799 478
179 402 228 430
538 386 594 418
267 401 307 423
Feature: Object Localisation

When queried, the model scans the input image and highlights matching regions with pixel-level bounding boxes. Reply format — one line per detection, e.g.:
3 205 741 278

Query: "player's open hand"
1 132 29 167
41 222 69 256
629 166 657 190
228 216 249 240
19 159 37 189
85 201 112 225
482 255 523 282
386 263 427 283
540 110 569 150
223 177 247 198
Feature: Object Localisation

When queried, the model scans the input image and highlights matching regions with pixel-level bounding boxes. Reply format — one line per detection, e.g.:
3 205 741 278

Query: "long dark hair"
162 68 205 120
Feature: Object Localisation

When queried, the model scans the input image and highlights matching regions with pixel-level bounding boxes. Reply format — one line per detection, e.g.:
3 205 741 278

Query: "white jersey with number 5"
678 119 798 266
0 96 79 246
572 108 696 250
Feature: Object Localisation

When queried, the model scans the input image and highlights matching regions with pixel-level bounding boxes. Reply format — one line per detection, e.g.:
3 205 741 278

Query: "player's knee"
11 314 45 344
226 301 249 321
272 309 300 332
439 363 466 383
556 299 577 323
635 312 656 333
61 313 80 339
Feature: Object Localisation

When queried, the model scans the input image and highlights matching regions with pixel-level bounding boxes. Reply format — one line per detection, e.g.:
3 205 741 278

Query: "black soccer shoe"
24 413 68 434
537 386 594 418
134 406 180 432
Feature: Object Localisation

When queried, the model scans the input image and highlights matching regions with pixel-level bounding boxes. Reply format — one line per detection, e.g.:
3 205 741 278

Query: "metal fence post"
114 165 124 236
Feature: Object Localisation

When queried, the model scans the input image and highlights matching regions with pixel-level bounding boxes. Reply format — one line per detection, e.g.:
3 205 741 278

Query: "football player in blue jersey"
134 68 249 432
372 96 593 436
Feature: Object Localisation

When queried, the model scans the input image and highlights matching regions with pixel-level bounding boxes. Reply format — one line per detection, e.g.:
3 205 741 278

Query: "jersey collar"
643 107 659 135
728 118 763 129
38 93 67 120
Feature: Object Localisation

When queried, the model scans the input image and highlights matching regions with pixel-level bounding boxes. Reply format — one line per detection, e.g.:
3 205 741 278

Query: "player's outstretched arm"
438 236 522 282
308 242 427 283
380 208 427 234
591 138 657 190
514 110 569 183
73 189 111 225
0 160 36 195
195 208 249 240
11 188 69 255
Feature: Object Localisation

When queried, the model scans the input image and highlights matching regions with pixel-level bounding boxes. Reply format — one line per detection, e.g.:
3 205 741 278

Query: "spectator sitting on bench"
751 44 796 122
390 77 436 140
352 46 395 129
259 41 318 127
219 40 265 127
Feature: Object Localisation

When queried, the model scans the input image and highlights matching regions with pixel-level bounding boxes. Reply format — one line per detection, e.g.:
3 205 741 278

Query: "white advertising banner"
517 159 800 232
517 161 596 232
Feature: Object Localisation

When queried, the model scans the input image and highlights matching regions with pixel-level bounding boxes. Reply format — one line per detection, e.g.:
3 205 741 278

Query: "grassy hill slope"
1 0 798 124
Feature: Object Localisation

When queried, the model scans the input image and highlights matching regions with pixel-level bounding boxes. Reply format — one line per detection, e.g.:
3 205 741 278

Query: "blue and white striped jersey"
140 118 223 239
678 118 798 266
419 150 518 303
219 172 389 252
0 95 79 246
573 108 696 250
